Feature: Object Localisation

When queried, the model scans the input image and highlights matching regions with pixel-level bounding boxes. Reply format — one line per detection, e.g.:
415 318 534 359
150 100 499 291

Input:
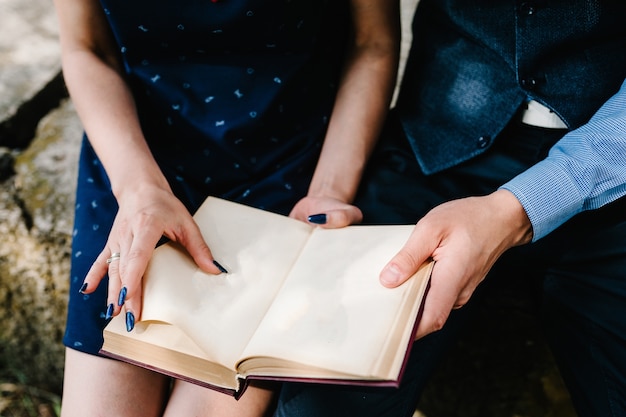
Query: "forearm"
501 78 626 240
55 0 170 201
63 51 171 199
307 0 400 203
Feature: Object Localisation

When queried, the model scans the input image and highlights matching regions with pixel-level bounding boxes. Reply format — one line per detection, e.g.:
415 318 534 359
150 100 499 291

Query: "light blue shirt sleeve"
500 78 626 241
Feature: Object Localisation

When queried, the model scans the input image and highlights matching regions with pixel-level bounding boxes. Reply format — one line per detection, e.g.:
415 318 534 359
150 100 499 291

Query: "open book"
100 197 433 398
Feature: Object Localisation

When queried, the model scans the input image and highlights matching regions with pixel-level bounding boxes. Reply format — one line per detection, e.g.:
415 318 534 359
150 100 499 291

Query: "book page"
104 313 240 390
239 225 423 378
140 198 313 368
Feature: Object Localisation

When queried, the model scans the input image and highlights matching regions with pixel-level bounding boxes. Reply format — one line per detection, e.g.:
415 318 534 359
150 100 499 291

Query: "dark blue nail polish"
117 286 127 306
213 260 228 274
79 282 88 294
105 303 114 321
307 213 327 224
125 311 135 332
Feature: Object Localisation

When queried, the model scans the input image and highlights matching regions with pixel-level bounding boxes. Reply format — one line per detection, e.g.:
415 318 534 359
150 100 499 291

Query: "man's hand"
379 189 533 339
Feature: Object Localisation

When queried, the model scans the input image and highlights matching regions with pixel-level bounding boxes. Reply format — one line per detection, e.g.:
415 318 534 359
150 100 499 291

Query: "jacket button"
519 2 536 15
520 77 537 90
477 136 490 148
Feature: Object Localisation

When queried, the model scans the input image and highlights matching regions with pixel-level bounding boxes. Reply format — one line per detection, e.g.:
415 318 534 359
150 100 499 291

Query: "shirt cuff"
499 160 584 241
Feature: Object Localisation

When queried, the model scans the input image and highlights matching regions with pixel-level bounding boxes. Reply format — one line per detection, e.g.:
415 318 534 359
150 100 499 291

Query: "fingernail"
79 282 88 294
213 260 228 274
307 213 327 224
125 311 135 332
105 303 114 321
117 286 127 306
380 264 402 286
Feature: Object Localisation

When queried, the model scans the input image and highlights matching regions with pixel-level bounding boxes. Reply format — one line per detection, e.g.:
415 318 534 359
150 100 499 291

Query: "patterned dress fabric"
64 0 349 354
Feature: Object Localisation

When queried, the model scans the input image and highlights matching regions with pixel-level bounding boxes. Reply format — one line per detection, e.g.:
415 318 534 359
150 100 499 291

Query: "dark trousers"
272 111 626 417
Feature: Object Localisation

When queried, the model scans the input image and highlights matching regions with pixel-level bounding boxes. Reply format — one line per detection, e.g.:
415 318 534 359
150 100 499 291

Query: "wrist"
489 189 534 247
110 166 171 201
306 172 363 204
306 184 353 205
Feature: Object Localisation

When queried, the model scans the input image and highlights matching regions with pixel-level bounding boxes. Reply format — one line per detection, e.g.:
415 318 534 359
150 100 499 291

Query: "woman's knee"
61 348 169 417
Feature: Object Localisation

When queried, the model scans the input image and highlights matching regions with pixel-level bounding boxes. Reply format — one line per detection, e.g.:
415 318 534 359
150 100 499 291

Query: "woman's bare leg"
164 380 277 417
60 348 170 417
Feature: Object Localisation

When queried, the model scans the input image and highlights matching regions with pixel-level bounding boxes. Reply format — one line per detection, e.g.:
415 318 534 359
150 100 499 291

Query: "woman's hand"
291 0 399 231
80 185 222 330
289 196 363 228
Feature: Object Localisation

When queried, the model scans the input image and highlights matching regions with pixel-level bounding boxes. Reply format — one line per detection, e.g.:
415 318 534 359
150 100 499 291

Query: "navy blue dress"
64 0 349 354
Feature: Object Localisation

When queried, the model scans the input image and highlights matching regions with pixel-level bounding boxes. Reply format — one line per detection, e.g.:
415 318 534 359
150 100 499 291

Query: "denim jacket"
397 0 626 175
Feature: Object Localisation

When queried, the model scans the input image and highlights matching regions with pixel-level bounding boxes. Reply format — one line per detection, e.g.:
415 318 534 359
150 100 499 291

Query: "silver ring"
106 252 121 264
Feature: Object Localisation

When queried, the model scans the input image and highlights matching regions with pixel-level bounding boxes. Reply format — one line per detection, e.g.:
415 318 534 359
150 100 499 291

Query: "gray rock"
0 99 81 391
0 0 61 121
0 0 80 391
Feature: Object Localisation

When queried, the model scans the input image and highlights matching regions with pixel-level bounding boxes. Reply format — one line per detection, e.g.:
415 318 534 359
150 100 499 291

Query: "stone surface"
0 0 60 121
0 0 78 393
0 99 80 392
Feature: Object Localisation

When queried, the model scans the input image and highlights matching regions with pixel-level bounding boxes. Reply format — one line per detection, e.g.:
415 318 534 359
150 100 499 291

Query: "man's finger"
380 225 434 288
413 260 459 339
